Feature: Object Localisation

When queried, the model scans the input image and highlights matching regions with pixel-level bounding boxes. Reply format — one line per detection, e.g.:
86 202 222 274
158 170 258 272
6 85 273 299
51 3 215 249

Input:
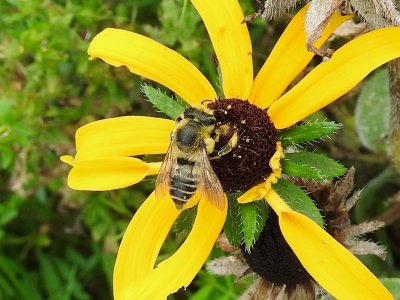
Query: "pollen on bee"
241 120 246 124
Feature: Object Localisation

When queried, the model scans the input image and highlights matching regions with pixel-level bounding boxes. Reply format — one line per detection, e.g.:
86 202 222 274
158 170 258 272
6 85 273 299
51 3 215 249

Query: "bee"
155 105 237 210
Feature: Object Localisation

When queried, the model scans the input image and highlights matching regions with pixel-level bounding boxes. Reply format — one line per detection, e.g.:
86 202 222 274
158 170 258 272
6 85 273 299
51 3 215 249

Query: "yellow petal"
237 182 267 203
265 189 393 300
60 155 161 191
268 27 400 129
127 196 228 300
191 0 253 99
249 6 350 108
74 116 174 160
114 192 181 300
88 28 216 105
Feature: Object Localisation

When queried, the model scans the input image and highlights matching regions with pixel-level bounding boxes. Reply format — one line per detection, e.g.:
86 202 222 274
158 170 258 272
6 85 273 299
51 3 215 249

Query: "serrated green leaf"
223 194 242 247
273 179 324 227
282 151 346 180
380 278 400 298
279 121 340 147
239 201 269 251
174 205 197 235
142 84 186 119
355 68 390 153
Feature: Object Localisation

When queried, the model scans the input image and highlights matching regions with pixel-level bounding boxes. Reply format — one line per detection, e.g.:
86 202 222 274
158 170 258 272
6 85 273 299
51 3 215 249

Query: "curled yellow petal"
238 182 268 203
191 0 253 99
127 196 228 300
265 189 393 300
88 28 217 105
73 116 174 160
60 156 161 191
114 192 181 300
268 27 400 129
249 5 350 108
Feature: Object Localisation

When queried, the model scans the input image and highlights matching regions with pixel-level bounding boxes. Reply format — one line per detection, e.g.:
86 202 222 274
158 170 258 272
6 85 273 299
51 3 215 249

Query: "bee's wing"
194 145 226 210
155 142 176 200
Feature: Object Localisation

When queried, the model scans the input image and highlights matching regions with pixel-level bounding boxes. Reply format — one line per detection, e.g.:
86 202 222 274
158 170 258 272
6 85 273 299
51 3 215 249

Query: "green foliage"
381 278 400 298
142 84 186 119
282 151 346 181
239 201 269 251
224 194 269 250
174 205 197 236
224 194 242 247
273 179 324 227
188 268 246 300
279 121 340 147
353 165 400 223
355 68 390 153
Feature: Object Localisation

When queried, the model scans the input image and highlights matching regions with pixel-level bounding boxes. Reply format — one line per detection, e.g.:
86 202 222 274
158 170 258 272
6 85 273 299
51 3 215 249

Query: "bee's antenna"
201 99 214 105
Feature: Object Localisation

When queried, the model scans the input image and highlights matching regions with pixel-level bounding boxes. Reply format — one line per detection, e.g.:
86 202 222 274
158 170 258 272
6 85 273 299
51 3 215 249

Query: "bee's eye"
184 107 215 125
202 117 216 125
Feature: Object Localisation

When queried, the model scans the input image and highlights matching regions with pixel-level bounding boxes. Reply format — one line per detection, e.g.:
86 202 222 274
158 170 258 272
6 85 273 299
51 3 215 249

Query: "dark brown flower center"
207 98 277 192
240 211 312 286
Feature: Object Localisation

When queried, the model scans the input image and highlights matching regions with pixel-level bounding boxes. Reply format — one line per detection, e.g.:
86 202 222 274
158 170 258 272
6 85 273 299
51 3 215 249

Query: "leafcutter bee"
155 105 237 210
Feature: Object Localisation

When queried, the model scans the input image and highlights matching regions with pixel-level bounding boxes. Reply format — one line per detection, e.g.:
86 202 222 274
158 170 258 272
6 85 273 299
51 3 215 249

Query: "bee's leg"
203 137 216 155
210 131 238 159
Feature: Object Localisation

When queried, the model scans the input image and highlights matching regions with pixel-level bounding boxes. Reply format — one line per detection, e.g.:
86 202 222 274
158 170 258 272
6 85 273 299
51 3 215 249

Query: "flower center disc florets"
207 98 278 192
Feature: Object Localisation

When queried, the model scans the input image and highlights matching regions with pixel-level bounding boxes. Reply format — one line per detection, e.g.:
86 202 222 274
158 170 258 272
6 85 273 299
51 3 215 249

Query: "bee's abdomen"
170 158 197 208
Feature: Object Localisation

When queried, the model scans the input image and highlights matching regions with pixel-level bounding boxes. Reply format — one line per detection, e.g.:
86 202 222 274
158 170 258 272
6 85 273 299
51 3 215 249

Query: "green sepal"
142 84 186 119
239 200 269 251
223 193 242 247
273 179 324 227
282 151 346 181
173 206 197 236
279 121 340 147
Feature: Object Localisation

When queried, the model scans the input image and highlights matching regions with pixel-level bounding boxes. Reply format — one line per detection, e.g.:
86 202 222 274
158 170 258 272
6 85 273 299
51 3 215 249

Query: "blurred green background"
1 0 399 299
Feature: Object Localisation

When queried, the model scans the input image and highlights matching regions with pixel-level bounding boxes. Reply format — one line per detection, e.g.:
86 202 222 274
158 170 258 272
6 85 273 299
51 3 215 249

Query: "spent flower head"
208 169 386 299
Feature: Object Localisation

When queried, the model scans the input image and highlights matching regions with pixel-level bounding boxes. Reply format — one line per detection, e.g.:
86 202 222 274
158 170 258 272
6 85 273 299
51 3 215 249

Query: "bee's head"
183 106 216 126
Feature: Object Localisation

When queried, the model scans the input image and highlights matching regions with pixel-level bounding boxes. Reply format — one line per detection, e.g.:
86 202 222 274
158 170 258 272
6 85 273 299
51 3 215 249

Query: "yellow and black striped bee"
155 105 237 210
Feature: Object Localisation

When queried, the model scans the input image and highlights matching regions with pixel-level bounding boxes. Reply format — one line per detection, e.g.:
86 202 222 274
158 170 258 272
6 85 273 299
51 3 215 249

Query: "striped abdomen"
170 158 198 208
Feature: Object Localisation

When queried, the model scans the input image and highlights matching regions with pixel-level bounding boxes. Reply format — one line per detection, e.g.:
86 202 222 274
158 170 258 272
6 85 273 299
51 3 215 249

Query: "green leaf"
142 84 186 119
282 151 346 181
174 205 197 235
355 68 390 153
224 194 242 247
38 252 62 295
380 278 400 298
273 179 324 227
239 201 269 251
279 121 340 147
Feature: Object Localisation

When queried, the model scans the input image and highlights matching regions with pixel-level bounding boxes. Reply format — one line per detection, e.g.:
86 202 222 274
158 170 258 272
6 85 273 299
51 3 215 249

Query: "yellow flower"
61 1 400 299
